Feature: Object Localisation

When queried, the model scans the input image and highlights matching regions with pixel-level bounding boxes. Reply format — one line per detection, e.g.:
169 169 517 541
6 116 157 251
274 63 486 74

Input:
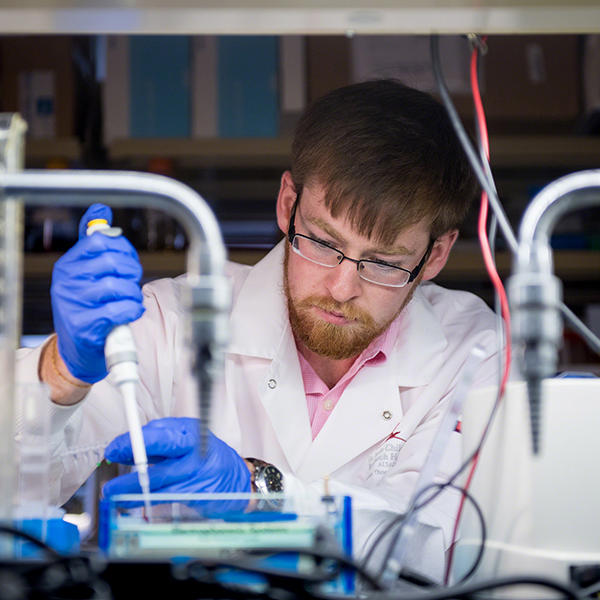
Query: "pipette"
86 218 152 517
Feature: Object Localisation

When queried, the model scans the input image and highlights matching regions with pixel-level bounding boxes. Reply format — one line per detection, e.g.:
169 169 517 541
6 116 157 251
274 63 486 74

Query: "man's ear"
421 229 459 281
276 171 297 236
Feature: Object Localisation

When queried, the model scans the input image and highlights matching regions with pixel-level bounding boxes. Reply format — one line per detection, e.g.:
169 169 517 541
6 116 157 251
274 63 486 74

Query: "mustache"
296 295 375 326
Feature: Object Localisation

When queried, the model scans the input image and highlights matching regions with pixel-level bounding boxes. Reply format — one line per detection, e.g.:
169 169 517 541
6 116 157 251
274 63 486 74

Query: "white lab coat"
16 240 501 580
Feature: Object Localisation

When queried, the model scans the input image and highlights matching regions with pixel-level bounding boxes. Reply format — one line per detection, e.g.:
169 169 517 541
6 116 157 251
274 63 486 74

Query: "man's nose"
325 257 362 303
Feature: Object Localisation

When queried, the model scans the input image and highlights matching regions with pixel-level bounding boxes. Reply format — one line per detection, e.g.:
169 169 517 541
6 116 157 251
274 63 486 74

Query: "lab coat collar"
228 241 289 358
387 283 449 388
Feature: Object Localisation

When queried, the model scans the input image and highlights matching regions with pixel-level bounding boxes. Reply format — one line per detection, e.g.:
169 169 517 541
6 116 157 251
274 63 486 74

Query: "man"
17 79 500 580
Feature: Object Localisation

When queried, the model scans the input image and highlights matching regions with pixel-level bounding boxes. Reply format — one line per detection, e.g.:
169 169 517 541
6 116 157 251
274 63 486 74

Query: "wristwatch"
246 458 284 510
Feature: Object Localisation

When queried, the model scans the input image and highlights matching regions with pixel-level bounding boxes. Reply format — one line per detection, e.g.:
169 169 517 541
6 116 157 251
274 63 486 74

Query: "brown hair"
291 79 478 245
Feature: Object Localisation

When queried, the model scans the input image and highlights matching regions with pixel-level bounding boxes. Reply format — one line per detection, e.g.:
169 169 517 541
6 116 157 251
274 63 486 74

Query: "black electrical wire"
443 36 506 505
312 574 581 600
0 555 110 600
429 34 507 490
0 523 61 559
245 545 385 591
580 578 600 597
186 555 333 586
360 432 490 573
366 482 485 584
373 485 435 578
361 482 445 576
430 35 517 254
184 559 341 600
361 441 488 576
431 34 600 357
361 510 405 574
184 544 385 596
445 483 486 584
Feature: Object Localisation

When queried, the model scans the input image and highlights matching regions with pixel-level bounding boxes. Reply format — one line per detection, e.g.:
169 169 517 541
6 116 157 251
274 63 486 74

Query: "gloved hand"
51 203 145 383
103 417 252 514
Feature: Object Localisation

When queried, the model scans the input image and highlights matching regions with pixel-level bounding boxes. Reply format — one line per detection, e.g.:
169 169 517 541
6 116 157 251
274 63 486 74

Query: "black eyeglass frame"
286 197 435 287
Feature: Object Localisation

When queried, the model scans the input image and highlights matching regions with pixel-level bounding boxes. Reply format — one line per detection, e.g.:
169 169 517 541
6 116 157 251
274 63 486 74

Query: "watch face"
262 465 284 493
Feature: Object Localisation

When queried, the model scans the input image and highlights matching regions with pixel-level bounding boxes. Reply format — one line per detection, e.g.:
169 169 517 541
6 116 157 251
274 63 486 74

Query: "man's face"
283 182 433 361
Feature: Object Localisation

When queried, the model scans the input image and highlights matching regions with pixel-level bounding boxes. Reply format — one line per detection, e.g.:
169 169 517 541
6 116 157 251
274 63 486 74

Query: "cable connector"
466 33 488 55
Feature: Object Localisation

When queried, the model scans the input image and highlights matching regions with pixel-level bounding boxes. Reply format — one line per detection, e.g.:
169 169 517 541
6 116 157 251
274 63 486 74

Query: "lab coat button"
267 378 277 389
382 410 392 420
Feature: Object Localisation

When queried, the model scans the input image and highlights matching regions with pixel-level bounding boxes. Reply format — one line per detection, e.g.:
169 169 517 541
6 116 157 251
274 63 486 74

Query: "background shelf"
103 135 600 170
24 246 600 282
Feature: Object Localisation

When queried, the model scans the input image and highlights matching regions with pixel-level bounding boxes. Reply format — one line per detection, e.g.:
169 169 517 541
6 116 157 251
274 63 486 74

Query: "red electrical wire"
443 40 512 585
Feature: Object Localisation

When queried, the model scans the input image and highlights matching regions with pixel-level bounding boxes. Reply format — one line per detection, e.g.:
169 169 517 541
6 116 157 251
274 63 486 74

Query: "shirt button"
323 399 333 411
382 410 392 420
267 379 277 389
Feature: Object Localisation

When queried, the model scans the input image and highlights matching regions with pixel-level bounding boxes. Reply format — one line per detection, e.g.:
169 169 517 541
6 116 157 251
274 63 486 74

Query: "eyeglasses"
287 198 434 288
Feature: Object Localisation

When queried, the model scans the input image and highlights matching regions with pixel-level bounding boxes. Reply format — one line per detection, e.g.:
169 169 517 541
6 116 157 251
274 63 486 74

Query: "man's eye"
371 259 402 270
315 237 337 249
313 241 333 253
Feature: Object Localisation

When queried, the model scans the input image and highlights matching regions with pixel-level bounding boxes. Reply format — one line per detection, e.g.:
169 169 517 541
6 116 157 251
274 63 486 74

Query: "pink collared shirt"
299 318 402 439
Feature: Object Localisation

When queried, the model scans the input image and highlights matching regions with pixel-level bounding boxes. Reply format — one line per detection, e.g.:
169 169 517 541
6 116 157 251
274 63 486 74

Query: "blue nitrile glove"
103 417 252 514
51 203 145 383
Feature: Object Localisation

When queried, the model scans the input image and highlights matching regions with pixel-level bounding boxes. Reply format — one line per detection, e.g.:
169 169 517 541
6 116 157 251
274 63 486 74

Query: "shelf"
18 134 600 170
23 248 600 282
24 137 81 164
23 249 267 280
1 1 600 34
439 246 600 282
22 247 600 324
490 136 600 169
107 135 600 170
108 137 292 169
